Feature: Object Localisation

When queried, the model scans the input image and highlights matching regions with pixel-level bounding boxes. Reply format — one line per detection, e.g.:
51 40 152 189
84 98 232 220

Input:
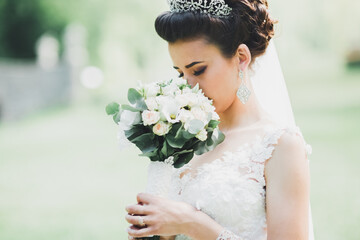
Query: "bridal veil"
249 39 315 240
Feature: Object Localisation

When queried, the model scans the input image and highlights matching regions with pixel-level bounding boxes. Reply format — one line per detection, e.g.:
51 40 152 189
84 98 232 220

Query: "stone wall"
0 61 72 121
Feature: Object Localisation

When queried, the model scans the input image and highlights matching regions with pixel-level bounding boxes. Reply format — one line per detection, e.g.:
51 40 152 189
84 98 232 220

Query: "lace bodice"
168 123 312 240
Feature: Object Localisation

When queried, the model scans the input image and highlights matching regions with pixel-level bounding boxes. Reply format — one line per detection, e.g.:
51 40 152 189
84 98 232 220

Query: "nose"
184 76 197 88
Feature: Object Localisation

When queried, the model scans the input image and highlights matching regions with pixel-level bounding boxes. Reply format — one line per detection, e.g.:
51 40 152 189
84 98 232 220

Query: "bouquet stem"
138 160 174 240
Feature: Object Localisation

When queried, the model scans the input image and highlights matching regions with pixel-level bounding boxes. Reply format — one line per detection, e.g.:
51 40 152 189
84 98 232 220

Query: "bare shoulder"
264 129 310 191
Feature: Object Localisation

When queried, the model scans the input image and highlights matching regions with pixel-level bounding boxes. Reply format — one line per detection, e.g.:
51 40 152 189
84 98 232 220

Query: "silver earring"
236 70 251 104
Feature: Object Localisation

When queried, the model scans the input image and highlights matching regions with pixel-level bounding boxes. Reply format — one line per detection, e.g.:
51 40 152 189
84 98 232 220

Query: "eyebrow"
173 61 204 69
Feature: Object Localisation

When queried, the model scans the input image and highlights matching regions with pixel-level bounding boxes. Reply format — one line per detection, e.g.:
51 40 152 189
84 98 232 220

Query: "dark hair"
155 0 278 65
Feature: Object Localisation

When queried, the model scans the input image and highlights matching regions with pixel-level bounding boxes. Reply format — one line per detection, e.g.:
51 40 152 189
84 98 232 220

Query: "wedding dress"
168 121 313 240
142 39 315 239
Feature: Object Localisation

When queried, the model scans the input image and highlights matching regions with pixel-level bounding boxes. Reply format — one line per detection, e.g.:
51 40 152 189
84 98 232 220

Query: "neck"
218 74 270 133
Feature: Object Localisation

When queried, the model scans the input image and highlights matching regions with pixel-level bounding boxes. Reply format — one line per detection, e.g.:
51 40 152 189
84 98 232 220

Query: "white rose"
155 95 169 110
178 109 194 123
162 83 179 96
186 93 199 107
145 83 160 98
145 97 158 111
212 111 220 121
142 110 160 126
191 106 208 123
196 128 208 141
182 87 192 94
175 94 189 108
201 101 215 113
153 121 171 136
173 77 187 86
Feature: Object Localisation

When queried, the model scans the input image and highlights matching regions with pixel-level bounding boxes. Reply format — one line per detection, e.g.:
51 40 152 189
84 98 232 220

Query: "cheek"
202 67 237 113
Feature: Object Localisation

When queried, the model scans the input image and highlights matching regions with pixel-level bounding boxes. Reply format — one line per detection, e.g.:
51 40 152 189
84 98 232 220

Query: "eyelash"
178 67 207 78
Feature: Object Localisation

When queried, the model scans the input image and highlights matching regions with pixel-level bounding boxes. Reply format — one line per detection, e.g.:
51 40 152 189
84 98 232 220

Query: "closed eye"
194 67 207 76
178 67 207 78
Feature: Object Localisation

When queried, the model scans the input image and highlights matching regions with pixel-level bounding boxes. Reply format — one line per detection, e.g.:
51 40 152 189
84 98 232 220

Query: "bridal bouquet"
106 78 225 240
106 78 225 168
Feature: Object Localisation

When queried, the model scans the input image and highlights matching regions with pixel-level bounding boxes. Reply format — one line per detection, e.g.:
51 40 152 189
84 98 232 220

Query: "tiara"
167 0 232 18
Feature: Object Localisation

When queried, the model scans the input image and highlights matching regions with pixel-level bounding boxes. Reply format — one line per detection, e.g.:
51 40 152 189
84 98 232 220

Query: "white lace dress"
168 123 313 240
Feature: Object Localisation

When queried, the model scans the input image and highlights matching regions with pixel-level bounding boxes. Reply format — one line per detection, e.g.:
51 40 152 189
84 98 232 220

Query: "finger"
127 224 157 238
125 214 155 226
136 192 156 204
125 204 152 215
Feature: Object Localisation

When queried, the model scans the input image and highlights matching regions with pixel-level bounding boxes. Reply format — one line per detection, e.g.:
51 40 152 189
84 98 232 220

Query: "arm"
264 131 310 240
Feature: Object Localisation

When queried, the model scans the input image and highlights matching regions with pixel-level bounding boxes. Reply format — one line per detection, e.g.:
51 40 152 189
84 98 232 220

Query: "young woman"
125 0 314 239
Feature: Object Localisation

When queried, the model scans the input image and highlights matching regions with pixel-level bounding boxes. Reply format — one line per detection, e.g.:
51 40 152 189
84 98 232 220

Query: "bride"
125 0 315 239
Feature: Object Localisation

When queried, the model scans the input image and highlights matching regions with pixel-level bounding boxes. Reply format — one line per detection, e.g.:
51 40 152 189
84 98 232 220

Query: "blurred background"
0 0 359 239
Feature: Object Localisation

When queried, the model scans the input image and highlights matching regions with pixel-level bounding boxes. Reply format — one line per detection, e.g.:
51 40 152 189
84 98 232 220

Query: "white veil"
249 39 315 240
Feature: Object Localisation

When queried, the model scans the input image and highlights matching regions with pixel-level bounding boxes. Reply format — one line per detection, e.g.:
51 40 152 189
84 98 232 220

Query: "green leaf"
105 102 120 115
131 133 157 153
139 149 159 158
174 151 194 168
120 104 141 112
124 125 149 141
161 141 168 157
128 88 143 105
206 131 214 146
166 135 186 149
215 130 225 145
136 99 148 111
182 129 195 140
207 120 220 129
194 141 207 155
175 124 184 139
112 112 121 124
187 119 205 134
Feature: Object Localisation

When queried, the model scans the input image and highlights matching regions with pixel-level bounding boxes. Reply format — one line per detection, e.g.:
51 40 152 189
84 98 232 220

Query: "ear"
236 44 251 71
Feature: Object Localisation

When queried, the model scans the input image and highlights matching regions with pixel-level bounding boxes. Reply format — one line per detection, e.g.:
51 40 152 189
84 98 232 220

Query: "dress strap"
251 124 312 164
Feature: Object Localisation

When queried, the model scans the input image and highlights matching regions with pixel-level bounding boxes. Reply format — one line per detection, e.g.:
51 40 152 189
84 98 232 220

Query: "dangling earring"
236 69 251 104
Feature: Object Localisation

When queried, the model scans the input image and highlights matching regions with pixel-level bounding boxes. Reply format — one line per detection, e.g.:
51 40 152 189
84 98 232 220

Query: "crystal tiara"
167 0 232 18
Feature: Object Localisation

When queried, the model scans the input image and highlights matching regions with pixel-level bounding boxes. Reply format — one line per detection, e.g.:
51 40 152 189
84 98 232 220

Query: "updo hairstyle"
155 0 278 66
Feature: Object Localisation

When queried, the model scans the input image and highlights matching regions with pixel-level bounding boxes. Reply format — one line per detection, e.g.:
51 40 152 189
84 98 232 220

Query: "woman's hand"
125 192 198 239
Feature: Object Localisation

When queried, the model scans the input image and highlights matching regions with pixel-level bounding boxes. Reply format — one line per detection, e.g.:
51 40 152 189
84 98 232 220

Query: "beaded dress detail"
168 123 312 240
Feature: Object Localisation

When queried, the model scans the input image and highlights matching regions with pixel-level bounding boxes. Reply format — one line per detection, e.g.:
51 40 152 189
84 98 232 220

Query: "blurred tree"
0 0 67 59
0 0 104 64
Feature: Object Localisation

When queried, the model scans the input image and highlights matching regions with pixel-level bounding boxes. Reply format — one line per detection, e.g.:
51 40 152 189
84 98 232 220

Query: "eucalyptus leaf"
187 119 205 135
105 102 120 115
128 88 143 105
112 112 121 124
121 104 141 112
136 99 148 111
215 130 225 145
